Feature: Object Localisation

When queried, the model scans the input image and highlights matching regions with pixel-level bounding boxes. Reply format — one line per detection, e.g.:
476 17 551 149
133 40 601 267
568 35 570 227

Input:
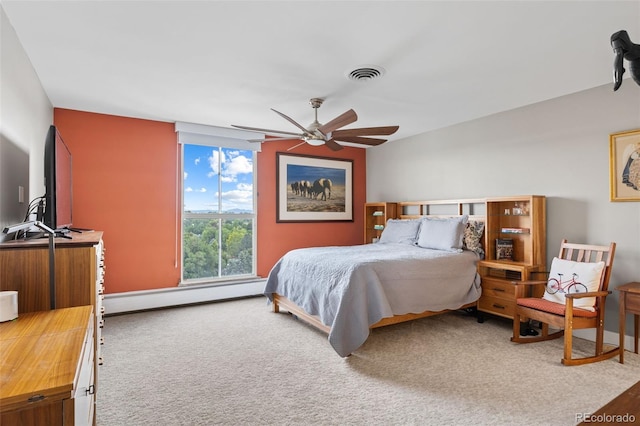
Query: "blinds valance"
175 122 262 152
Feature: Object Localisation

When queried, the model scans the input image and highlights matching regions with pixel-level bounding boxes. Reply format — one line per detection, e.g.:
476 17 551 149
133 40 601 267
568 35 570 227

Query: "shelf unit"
477 196 546 320
364 202 397 244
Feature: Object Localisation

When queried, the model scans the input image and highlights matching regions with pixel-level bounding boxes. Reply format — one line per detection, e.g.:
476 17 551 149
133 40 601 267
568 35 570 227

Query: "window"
177 123 261 285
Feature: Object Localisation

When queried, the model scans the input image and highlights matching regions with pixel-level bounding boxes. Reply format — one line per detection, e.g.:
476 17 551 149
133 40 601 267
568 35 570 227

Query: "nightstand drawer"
481 278 516 297
626 293 640 312
478 296 515 318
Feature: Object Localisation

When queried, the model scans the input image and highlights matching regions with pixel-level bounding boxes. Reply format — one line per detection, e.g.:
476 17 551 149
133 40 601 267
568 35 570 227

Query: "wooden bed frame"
272 294 478 334
269 198 487 336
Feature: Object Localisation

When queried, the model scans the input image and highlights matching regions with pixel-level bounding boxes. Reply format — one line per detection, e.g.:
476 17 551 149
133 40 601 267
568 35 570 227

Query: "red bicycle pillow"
542 257 605 312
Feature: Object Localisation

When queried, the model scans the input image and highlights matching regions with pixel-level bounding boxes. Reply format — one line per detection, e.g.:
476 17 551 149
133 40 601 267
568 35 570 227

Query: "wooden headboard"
397 198 487 222
396 198 487 250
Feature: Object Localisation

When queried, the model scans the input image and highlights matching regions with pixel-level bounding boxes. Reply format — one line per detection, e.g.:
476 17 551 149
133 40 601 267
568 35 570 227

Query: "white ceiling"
2 1 639 145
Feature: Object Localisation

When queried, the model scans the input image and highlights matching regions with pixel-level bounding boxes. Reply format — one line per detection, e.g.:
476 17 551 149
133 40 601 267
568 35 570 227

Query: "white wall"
367 82 640 332
0 5 53 240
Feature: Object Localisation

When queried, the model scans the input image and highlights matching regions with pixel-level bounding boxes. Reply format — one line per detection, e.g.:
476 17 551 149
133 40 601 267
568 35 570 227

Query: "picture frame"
276 152 353 222
609 129 640 202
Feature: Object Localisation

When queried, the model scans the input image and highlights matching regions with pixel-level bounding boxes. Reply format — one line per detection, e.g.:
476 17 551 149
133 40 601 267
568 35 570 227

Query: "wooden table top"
579 380 640 425
617 282 640 294
0 306 93 411
0 230 103 249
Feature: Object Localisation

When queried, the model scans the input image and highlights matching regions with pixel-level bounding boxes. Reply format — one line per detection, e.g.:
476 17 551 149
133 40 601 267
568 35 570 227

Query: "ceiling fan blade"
271 108 312 135
231 124 303 137
332 136 387 146
332 126 399 137
324 139 344 151
286 141 308 151
317 109 358 135
248 137 302 143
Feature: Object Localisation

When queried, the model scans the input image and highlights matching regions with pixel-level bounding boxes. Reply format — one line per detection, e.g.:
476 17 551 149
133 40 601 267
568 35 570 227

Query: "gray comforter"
264 243 481 356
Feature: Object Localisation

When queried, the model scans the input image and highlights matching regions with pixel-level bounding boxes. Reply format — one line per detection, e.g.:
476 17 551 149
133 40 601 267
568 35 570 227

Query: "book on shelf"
372 211 384 216
496 238 514 260
501 227 530 234
373 224 384 230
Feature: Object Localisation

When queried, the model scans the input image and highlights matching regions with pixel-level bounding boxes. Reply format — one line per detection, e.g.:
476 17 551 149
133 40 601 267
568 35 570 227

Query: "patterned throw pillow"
542 257 605 312
463 220 485 257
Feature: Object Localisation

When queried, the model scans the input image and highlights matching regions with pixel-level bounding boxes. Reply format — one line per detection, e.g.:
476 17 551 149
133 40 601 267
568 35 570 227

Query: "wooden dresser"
0 231 105 410
0 306 95 425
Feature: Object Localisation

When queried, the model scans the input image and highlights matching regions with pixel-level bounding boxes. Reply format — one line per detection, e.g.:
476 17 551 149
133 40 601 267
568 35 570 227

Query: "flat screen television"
43 125 73 232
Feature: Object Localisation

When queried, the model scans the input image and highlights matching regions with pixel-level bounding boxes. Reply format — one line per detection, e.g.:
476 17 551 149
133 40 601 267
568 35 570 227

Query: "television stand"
55 228 73 239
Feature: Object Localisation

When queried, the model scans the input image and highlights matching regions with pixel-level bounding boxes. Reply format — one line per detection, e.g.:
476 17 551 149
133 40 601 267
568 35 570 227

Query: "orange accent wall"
256 141 366 277
54 109 366 293
54 109 180 293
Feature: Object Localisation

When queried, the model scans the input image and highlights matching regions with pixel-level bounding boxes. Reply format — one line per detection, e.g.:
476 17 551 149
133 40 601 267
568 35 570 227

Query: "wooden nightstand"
618 281 640 364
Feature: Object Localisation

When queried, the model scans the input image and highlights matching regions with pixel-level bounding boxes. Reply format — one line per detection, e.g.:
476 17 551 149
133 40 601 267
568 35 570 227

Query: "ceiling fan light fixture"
304 137 325 146
347 65 385 82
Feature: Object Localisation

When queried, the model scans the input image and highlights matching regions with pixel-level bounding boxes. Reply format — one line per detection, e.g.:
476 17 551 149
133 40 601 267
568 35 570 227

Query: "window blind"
175 121 262 152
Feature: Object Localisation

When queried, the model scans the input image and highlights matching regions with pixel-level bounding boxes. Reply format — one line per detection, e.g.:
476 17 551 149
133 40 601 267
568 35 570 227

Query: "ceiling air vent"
347 66 385 82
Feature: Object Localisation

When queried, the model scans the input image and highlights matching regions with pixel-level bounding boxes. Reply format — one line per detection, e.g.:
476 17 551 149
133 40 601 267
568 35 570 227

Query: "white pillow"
416 215 468 252
378 219 421 245
542 257 605 312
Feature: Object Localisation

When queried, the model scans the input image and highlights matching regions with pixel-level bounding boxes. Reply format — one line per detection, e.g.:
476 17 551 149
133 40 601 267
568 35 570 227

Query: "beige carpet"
97 296 640 425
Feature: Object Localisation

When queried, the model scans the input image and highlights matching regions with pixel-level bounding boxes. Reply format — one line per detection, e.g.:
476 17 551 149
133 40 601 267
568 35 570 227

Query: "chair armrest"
565 290 611 299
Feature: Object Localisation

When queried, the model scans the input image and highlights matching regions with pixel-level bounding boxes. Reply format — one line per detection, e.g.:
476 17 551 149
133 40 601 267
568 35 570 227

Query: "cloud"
184 187 206 193
208 149 225 175
206 149 252 182
184 171 188 180
220 182 253 210
194 158 200 165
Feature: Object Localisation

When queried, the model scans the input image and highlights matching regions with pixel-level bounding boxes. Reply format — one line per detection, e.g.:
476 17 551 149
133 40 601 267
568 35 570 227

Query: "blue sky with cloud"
183 144 254 213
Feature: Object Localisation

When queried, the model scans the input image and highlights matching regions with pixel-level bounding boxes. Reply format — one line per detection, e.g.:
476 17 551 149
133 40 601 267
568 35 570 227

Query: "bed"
264 199 486 357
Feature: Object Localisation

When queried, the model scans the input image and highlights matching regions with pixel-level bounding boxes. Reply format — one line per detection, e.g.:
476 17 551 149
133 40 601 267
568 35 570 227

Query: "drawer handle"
492 288 506 292
27 394 46 403
492 304 506 310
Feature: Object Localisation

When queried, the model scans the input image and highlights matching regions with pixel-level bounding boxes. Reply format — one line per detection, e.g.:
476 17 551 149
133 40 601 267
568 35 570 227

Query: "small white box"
0 291 18 322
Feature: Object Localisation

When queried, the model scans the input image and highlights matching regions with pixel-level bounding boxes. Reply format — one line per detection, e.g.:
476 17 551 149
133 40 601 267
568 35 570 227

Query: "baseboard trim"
103 279 266 315
572 328 636 351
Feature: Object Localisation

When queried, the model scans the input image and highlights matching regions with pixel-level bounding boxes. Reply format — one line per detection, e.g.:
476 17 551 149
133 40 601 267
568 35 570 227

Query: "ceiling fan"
231 98 399 151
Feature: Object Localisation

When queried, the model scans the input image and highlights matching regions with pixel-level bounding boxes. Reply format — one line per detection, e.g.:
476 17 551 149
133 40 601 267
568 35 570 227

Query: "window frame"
176 123 261 286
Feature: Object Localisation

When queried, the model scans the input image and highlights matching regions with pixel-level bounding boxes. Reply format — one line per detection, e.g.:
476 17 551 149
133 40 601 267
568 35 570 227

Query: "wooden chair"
511 240 620 366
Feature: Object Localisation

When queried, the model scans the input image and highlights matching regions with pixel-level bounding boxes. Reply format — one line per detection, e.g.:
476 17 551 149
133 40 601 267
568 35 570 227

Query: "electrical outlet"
18 186 25 203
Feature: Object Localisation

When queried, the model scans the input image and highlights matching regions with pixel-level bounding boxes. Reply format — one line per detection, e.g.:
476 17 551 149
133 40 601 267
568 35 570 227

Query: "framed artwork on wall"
276 152 353 222
610 129 640 201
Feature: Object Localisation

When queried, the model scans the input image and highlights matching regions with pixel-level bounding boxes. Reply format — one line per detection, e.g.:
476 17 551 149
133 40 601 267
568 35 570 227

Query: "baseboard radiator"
103 279 266 315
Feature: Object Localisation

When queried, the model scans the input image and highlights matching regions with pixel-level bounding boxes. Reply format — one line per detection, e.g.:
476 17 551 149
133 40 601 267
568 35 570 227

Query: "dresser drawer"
478 295 516 318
